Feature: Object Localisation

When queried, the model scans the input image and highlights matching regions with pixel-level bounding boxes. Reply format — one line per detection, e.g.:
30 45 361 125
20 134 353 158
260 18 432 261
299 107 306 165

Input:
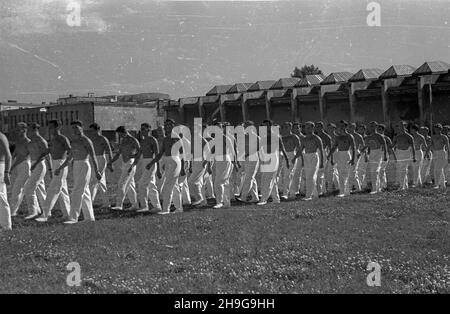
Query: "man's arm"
409 134 416 162
379 134 388 161
316 136 324 168
349 134 356 165
84 137 100 177
103 136 113 162
279 137 290 168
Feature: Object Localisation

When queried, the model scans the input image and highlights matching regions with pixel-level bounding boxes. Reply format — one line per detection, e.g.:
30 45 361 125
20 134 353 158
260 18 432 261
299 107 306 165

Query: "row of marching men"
1 117 450 231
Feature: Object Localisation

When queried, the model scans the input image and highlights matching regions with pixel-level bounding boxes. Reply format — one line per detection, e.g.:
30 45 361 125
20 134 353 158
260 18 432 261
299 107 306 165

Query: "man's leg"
411 150 423 187
368 151 382 193
433 151 446 189
213 160 230 207
39 159 68 219
304 153 319 200
23 161 46 218
188 161 206 205
396 150 410 190
9 160 30 216
90 155 107 204
161 157 181 213
336 151 351 196
79 161 95 222
69 160 87 222
0 162 12 230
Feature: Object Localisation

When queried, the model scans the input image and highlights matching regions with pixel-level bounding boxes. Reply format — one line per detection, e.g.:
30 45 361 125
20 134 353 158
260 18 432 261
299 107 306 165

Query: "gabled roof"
349 68 383 82
412 61 450 76
270 77 301 90
295 74 326 87
206 84 234 96
247 80 276 92
379 65 416 80
320 72 354 85
226 83 253 94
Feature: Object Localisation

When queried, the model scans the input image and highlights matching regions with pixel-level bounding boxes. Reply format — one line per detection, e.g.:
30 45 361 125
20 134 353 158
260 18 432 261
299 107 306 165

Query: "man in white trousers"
237 121 260 204
23 123 51 220
347 123 365 192
377 124 396 191
136 123 162 213
109 126 140 211
36 120 71 222
362 121 387 194
356 124 368 190
293 122 323 201
327 120 356 197
0 131 12 231
279 122 301 200
314 122 332 195
146 119 185 214
419 126 432 184
290 122 305 197
9 123 31 217
410 124 427 187
392 122 416 190
188 123 209 206
426 124 450 189
176 130 191 206
257 120 289 206
88 123 113 208
56 121 101 224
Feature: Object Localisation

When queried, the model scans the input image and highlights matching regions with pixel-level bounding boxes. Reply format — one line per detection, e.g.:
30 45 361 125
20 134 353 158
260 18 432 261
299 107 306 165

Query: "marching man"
392 122 416 190
9 123 31 217
362 121 387 194
109 126 140 211
294 121 322 201
426 124 450 189
136 123 162 213
327 120 355 198
56 121 102 224
279 122 301 200
36 120 71 222
88 123 114 208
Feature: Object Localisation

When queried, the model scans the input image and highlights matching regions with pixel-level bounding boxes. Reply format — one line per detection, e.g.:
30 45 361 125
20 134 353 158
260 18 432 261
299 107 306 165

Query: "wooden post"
349 84 356 123
265 91 272 120
381 80 390 127
219 95 226 122
290 89 298 123
198 97 204 120
241 93 248 122
319 91 326 122
417 78 425 126
178 99 185 125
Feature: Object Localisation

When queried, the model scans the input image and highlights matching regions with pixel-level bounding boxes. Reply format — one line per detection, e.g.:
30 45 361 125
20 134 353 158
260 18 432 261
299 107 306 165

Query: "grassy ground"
0 167 449 293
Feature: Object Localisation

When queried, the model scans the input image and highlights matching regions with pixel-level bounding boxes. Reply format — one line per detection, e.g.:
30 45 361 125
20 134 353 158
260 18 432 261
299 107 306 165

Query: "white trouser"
90 154 107 204
161 156 181 213
304 152 319 199
137 158 161 210
289 157 303 197
177 161 191 205
396 149 412 190
42 159 70 218
188 161 206 203
349 155 361 191
259 150 280 202
23 160 46 216
0 162 11 230
367 149 382 192
411 150 424 186
116 159 138 208
240 159 259 201
203 172 215 199
70 159 95 222
421 153 432 184
278 151 297 197
214 158 233 206
335 150 351 196
433 150 447 188
358 155 368 189
9 160 30 215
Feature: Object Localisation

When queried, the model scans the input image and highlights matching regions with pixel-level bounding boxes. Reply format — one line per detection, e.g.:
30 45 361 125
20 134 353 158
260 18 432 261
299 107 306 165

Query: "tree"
291 64 323 78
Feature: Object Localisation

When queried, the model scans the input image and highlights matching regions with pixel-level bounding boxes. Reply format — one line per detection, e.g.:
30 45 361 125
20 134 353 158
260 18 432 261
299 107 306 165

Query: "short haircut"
115 126 126 133
434 123 443 129
283 122 293 127
245 120 255 126
71 120 83 127
48 120 61 128
369 121 378 126
30 123 40 129
420 126 429 131
305 121 315 128
328 123 336 128
378 124 386 131
141 123 150 129
90 122 101 130
340 120 348 127
17 122 27 129
315 121 324 128
262 119 273 126
411 124 420 131
165 119 175 124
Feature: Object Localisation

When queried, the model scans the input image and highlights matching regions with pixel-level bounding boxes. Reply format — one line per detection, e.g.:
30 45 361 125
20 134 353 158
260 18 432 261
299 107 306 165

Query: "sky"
0 0 449 103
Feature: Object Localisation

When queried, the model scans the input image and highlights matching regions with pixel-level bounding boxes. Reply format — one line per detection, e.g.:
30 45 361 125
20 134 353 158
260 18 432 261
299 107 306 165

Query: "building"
172 61 450 130
1 93 170 141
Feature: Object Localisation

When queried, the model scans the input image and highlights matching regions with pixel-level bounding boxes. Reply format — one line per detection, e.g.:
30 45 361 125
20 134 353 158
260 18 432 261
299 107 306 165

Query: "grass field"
0 166 449 293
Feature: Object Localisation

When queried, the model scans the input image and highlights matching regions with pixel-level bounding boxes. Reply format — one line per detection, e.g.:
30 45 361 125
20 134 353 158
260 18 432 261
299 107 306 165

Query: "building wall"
324 98 351 124
353 97 384 124
270 102 292 124
298 100 320 122
247 103 267 125
428 92 450 126
183 105 200 128
224 104 243 125
203 103 220 124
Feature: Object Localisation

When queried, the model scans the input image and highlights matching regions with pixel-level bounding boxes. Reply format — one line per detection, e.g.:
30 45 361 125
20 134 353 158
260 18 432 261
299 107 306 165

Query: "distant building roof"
226 83 253 94
270 77 301 90
206 84 234 96
321 72 354 85
379 65 416 80
247 80 277 92
349 68 384 82
413 61 450 76
295 74 326 87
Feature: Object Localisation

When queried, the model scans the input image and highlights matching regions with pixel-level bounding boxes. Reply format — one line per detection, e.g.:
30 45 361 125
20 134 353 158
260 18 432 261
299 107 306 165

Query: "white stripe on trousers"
42 159 70 218
0 162 12 230
9 159 30 215
70 159 95 221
